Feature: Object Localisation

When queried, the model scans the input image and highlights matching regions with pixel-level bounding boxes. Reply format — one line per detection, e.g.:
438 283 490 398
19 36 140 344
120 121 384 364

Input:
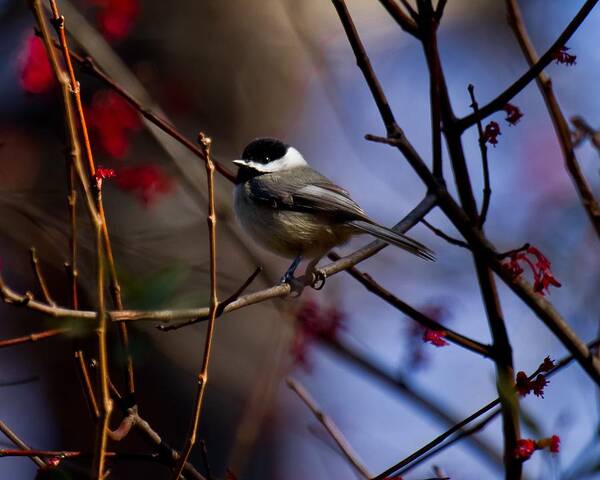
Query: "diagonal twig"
456 0 599 131
505 0 600 238
0 420 46 468
287 378 371 479
420 219 470 249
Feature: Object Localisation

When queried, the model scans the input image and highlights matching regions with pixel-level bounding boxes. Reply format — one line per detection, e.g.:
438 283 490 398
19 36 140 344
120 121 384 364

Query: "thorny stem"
467 84 491 228
170 133 219 480
505 0 600 238
287 378 371 479
47 0 136 398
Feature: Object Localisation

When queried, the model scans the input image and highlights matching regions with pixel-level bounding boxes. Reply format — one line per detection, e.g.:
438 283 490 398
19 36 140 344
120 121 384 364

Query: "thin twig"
421 7 521 476
467 84 491 228
45 41 235 183
47 0 136 398
30 3 112 477
320 336 504 471
0 420 45 468
434 0 448 22
328 252 491 357
571 116 600 150
74 350 101 420
456 0 599 131
496 243 530 260
170 133 220 480
390 338 600 476
29 247 55 306
0 448 169 465
104 379 206 479
505 0 600 238
399 0 419 21
0 328 68 349
420 219 470 249
377 0 420 37
417 1 444 179
159 266 262 332
65 166 79 309
287 378 371 479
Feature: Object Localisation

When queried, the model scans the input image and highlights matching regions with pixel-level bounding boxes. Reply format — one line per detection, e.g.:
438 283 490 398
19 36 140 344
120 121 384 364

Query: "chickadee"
233 138 434 286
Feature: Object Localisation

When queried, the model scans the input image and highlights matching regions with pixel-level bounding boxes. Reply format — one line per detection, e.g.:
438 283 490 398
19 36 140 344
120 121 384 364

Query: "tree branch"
456 0 599 131
505 0 600 238
287 378 371 479
171 134 220 480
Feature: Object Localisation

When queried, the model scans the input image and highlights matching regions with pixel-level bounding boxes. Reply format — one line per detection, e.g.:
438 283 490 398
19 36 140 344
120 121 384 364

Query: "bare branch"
457 0 599 130
287 378 371 479
466 84 492 228
171 133 220 480
29 247 55 306
0 420 46 468
0 328 68 349
420 219 470 249
505 0 600 238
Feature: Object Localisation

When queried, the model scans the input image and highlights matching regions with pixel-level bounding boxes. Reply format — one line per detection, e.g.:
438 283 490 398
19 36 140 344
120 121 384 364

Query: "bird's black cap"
241 137 288 165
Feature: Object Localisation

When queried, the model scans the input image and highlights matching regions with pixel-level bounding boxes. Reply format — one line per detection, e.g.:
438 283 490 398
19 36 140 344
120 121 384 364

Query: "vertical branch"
29 247 55 306
30 2 111 478
467 84 491 228
90 205 111 479
65 163 79 309
75 350 101 421
421 2 443 179
419 11 522 477
506 0 600 238
170 133 219 480
47 0 136 396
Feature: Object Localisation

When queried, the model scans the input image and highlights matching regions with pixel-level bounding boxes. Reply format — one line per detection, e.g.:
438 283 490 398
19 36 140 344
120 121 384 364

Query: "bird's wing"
247 167 369 221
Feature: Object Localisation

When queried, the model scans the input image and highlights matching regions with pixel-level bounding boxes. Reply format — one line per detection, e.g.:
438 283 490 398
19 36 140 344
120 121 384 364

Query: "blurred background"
0 0 599 479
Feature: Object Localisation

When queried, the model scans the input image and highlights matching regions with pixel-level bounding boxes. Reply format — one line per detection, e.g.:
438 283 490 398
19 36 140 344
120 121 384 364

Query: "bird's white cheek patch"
246 147 308 173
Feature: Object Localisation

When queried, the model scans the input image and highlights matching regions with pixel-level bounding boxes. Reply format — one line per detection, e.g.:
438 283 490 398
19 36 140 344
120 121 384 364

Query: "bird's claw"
279 273 305 297
311 269 326 290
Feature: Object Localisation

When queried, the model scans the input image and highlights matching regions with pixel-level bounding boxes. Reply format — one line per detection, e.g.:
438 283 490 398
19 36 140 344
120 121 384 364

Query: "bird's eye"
265 156 270 162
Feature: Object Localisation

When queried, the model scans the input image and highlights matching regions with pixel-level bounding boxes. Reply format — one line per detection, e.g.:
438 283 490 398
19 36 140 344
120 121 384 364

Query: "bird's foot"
310 269 327 290
279 273 306 297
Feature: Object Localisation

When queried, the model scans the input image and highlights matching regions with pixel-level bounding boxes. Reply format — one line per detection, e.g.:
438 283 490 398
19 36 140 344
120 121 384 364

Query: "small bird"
233 138 434 287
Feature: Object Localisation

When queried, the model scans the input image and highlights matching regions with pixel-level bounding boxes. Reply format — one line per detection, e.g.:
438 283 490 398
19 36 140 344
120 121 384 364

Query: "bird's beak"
232 159 247 167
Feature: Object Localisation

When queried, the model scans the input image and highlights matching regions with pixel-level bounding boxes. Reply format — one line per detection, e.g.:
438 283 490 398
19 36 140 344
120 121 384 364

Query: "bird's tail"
349 220 435 261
